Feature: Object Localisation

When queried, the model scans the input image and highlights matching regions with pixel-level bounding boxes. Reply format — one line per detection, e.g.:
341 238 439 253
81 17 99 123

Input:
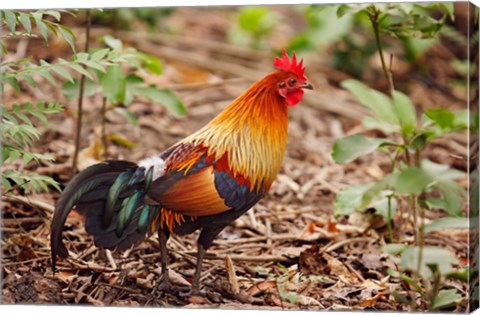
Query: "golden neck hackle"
184 73 290 191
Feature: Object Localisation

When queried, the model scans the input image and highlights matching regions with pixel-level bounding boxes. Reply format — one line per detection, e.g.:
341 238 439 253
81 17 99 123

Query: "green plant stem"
71 9 91 173
369 7 395 95
410 194 419 245
414 148 421 167
387 194 393 243
428 269 442 310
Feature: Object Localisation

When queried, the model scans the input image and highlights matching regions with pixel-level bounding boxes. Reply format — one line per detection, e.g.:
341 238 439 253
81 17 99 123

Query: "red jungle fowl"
51 50 313 295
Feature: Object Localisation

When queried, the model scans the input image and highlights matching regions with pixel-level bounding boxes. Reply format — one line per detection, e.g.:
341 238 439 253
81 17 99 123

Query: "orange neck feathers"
183 73 290 191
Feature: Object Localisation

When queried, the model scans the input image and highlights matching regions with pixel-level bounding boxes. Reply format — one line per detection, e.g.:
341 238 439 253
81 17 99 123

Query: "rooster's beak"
302 82 314 90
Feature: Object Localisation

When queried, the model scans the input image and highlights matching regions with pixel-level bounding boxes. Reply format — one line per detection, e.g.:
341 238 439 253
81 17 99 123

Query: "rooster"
51 50 313 295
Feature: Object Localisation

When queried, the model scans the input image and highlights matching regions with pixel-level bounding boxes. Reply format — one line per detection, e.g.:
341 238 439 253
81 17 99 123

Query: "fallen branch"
2 195 54 214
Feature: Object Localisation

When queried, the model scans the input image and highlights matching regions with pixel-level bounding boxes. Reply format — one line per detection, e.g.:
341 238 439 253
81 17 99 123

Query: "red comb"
274 50 306 81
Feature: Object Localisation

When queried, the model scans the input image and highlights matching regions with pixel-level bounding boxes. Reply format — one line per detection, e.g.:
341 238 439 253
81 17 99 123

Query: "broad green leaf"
382 244 408 255
400 246 458 279
445 268 469 283
12 104 32 125
432 289 461 310
133 51 163 75
409 132 431 151
336 4 351 18
332 134 388 164
416 3 454 22
420 159 461 179
394 167 432 194
362 116 400 134
19 13 32 33
19 72 37 87
402 37 437 62
418 159 465 216
57 24 76 52
334 183 372 216
68 63 94 80
5 147 21 163
135 87 186 116
5 77 20 91
91 48 110 61
32 14 49 42
38 69 57 85
336 4 370 18
392 90 417 136
3 10 17 33
124 74 145 105
83 60 106 73
420 159 465 181
100 65 126 104
424 217 469 233
42 10 61 21
44 20 59 36
51 64 73 82
425 108 455 129
73 52 89 63
103 35 123 50
341 80 399 125
453 110 469 129
424 198 448 211
436 181 464 216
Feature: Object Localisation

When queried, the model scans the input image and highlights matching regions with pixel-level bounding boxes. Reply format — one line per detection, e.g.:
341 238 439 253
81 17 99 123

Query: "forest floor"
1 6 474 312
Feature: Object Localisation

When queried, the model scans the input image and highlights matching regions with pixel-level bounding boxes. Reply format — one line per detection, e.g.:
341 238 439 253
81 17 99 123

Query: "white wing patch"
139 155 166 181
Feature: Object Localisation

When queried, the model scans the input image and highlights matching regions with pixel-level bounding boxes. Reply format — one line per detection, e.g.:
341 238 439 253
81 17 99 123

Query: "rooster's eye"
289 78 296 86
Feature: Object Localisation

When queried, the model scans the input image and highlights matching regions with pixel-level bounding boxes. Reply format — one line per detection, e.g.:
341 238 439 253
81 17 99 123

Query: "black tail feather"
50 160 157 271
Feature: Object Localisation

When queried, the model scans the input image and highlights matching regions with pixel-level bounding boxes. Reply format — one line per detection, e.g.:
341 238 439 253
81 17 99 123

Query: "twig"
215 243 271 254
323 237 375 253
214 233 297 245
105 249 117 270
2 194 54 214
2 256 50 266
177 251 295 263
344 260 365 282
72 9 91 173
2 217 46 226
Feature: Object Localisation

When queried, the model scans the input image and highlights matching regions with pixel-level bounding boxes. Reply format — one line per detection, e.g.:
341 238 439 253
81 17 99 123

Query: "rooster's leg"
190 225 226 295
191 244 206 295
157 230 171 290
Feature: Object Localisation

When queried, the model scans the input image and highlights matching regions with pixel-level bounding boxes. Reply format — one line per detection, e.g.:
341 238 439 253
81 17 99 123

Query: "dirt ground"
1 5 475 311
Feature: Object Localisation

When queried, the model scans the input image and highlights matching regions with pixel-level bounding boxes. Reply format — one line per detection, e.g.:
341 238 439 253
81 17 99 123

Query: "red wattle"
285 90 304 106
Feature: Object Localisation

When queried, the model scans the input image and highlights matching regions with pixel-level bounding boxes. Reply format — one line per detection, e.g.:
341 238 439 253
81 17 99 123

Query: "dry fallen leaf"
246 280 277 297
152 267 191 287
361 291 386 308
359 278 387 291
225 255 240 294
323 253 358 283
55 271 77 284
77 136 105 171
